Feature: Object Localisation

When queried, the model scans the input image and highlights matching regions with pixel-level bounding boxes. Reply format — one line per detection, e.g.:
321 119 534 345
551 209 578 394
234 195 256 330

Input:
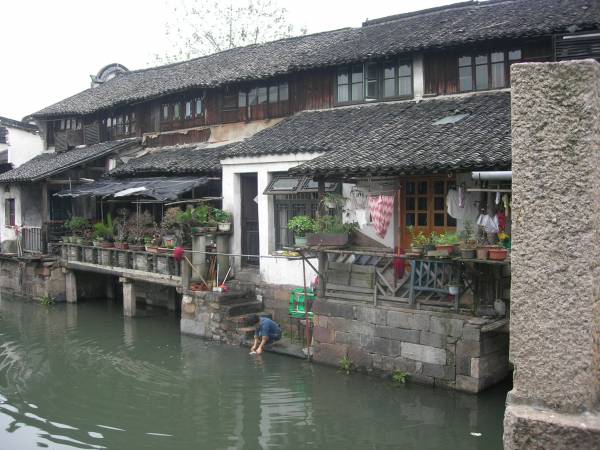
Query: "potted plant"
144 235 159 253
435 232 460 256
189 205 211 234
213 209 232 232
160 207 180 246
459 219 477 259
125 210 154 251
65 216 90 244
407 226 428 255
321 192 346 210
287 215 316 247
306 215 358 247
488 245 509 261
92 216 114 248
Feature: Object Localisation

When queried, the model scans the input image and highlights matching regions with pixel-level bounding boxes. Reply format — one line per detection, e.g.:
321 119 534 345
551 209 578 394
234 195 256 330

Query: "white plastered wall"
5 127 44 168
221 152 322 286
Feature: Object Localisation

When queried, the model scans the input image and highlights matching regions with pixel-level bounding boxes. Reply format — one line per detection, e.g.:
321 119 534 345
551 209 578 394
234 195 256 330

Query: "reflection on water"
0 294 508 450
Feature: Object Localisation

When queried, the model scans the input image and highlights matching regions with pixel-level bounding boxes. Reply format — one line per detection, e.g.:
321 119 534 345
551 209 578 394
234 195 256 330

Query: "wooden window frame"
335 59 414 105
458 49 522 93
5 198 15 227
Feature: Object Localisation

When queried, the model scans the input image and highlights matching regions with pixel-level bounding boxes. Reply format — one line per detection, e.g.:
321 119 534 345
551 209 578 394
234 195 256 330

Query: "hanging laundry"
447 189 463 219
355 209 369 228
458 185 465 208
495 191 501 205
368 195 394 238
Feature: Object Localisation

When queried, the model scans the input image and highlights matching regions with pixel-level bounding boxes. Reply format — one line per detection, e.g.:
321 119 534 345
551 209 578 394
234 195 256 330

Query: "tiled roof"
109 143 233 177
227 91 511 177
0 116 39 133
32 0 599 118
0 138 140 183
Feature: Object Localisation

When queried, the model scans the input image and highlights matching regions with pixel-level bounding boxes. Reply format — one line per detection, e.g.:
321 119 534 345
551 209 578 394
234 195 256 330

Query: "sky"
0 0 460 121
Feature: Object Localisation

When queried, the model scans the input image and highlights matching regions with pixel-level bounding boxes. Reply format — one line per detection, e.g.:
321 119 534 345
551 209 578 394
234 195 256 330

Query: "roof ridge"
361 0 519 27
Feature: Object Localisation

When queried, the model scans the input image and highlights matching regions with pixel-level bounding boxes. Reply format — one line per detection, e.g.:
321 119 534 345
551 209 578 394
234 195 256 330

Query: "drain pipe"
471 171 512 181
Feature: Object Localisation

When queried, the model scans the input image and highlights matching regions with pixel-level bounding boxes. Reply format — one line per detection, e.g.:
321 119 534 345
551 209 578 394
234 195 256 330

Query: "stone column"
504 60 600 448
65 270 77 303
216 234 230 284
120 277 136 317
191 234 208 282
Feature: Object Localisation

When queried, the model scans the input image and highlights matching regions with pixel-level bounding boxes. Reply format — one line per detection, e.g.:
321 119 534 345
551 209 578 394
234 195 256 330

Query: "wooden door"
400 177 457 250
241 174 259 265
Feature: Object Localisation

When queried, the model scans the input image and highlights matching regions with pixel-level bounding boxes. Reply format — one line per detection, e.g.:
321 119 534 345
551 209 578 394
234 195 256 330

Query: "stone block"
362 336 392 355
457 339 481 358
347 347 372 370
394 357 418 374
313 325 334 344
481 333 509 355
334 331 360 346
471 358 480 379
355 306 387 325
456 375 481 394
313 343 348 366
462 325 481 341
446 343 456 366
387 310 429 331
422 363 455 381
349 320 375 337
374 325 420 343
409 374 435 387
327 316 352 332
456 354 471 376
181 318 205 336
420 331 446 348
401 342 447 364
313 300 355 319
430 316 464 338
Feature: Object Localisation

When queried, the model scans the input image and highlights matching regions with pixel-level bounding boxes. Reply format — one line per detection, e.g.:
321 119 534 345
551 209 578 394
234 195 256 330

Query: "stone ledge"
503 404 600 450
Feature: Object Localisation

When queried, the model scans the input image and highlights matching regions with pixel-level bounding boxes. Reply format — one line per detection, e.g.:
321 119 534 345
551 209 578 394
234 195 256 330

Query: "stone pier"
504 60 600 448
65 270 77 303
121 278 136 317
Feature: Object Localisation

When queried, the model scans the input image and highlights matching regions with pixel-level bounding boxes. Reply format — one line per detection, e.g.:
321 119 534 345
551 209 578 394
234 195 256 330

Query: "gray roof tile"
32 0 599 118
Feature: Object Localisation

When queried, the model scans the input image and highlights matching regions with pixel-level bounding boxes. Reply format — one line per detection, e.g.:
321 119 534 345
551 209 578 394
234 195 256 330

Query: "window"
274 193 319 249
279 82 289 101
5 199 15 227
257 87 267 104
365 63 379 100
173 103 181 120
337 68 349 102
398 61 413 97
337 60 413 103
239 91 247 107
162 104 170 121
269 85 278 103
185 101 193 119
104 111 136 138
459 50 521 92
351 65 364 102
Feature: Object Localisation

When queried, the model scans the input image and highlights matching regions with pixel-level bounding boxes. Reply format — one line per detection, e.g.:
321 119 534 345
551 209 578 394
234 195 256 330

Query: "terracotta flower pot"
114 242 129 250
460 248 476 259
476 247 489 260
436 244 456 256
488 248 508 261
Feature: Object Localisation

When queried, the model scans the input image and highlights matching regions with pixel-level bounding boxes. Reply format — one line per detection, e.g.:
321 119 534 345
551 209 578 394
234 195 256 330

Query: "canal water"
0 295 509 450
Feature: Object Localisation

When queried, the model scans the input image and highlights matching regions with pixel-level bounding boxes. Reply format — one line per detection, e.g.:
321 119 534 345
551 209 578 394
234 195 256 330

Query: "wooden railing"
318 248 507 315
21 227 43 254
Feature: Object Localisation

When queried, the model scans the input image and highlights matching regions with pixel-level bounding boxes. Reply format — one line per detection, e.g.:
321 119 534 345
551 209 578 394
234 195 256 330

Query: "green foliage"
321 193 346 210
39 295 55 306
314 215 358 234
434 232 460 245
212 208 232 223
408 226 428 247
64 217 90 236
287 216 316 237
460 219 477 248
339 355 353 375
392 370 407 385
92 214 114 242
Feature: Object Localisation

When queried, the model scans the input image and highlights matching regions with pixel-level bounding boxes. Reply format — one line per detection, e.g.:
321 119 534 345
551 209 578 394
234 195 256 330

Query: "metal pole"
302 254 311 360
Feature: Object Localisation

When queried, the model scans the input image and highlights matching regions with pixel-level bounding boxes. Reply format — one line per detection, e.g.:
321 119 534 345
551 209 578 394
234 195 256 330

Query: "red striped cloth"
368 195 394 238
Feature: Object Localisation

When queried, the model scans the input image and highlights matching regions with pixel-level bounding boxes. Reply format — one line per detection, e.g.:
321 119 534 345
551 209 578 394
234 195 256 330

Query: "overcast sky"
1 0 459 121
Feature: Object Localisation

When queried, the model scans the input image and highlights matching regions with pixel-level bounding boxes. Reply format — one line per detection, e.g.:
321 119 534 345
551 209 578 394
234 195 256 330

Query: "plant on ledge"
392 370 407 385
212 208 232 232
65 217 90 244
287 215 316 247
92 214 114 248
306 215 358 247
339 355 353 375
407 226 428 255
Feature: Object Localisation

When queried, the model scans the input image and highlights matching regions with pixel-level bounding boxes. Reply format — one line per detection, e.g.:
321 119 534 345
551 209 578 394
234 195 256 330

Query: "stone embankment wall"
0 256 66 300
312 300 509 393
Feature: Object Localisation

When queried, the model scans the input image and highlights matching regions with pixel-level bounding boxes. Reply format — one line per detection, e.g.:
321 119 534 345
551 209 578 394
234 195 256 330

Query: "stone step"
216 290 256 305
228 312 260 326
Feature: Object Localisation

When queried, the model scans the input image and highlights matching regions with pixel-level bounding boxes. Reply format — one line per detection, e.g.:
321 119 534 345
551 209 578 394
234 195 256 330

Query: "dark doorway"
241 173 259 266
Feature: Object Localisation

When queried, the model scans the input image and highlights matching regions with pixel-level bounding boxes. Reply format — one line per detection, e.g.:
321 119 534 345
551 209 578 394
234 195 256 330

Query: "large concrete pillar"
65 270 77 303
191 234 208 282
120 277 136 317
216 234 230 283
504 60 600 448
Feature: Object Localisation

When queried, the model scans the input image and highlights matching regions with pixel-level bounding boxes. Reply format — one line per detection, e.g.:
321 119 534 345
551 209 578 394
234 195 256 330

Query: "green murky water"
0 294 508 450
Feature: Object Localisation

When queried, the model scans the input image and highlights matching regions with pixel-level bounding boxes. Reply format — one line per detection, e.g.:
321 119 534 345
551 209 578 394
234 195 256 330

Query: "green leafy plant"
65 217 90 236
392 370 407 385
339 355 353 375
212 208 232 223
92 214 114 242
460 219 477 248
39 295 55 306
435 232 460 246
314 215 358 234
408 226 428 247
287 215 316 237
321 192 346 210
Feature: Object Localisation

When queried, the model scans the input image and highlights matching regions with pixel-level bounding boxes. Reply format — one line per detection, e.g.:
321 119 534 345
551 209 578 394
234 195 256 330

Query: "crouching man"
250 315 282 354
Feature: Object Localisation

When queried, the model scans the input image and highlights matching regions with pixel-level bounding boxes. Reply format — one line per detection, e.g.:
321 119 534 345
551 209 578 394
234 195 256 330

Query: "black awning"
54 176 211 202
